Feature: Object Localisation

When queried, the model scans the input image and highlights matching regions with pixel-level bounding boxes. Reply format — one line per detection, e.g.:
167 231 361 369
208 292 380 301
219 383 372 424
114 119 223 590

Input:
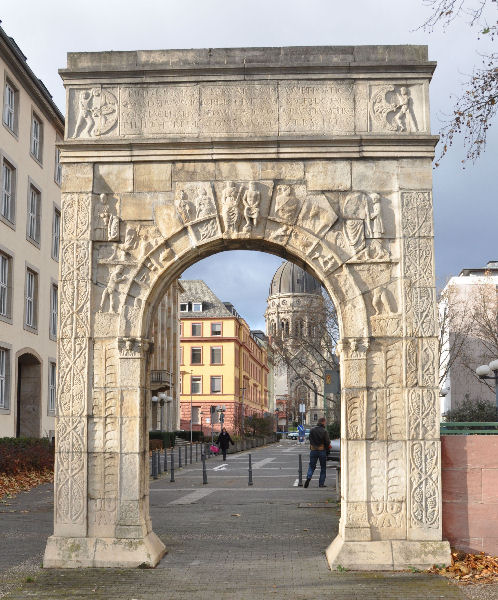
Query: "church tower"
265 261 328 427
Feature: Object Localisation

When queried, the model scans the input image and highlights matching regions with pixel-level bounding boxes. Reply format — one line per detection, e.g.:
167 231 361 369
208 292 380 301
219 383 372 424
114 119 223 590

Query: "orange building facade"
179 280 269 436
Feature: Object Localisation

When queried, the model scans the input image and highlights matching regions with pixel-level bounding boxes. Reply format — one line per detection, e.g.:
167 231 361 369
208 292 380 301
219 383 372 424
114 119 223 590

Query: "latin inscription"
120 86 199 135
279 82 354 134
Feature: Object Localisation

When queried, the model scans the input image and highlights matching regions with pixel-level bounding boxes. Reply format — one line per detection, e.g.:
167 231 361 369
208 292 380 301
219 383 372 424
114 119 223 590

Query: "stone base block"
326 535 451 571
43 532 166 568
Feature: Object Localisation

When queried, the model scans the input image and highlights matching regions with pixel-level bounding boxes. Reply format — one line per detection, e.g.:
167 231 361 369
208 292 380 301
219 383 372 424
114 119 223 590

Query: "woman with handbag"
216 427 234 461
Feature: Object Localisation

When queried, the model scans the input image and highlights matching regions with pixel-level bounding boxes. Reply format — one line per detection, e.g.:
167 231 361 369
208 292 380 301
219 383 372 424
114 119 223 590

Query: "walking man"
304 417 330 488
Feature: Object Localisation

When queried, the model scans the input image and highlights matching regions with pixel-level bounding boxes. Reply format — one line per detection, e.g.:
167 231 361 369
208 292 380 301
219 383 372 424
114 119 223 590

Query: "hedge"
0 437 54 475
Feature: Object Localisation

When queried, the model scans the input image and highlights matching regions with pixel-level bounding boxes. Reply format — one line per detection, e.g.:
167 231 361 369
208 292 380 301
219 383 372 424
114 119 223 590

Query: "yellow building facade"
179 280 269 436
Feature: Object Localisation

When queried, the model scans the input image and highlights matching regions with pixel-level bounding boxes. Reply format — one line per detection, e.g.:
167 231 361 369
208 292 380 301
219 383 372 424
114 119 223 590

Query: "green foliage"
327 422 340 439
443 399 496 422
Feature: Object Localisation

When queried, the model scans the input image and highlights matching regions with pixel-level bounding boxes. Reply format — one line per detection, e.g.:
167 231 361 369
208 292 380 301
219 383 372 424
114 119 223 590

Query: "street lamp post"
476 359 498 418
199 409 203 437
275 408 280 433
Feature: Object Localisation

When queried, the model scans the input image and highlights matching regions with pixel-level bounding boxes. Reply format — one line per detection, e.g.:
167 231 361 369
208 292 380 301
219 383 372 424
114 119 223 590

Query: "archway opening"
16 352 41 438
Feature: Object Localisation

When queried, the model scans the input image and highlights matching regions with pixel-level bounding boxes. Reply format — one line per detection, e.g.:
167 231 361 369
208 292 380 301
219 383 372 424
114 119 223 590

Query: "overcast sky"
2 1 495 330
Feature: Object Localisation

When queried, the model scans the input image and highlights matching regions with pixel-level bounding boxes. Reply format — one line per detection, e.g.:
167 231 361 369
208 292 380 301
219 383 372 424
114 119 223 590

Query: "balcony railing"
151 370 173 386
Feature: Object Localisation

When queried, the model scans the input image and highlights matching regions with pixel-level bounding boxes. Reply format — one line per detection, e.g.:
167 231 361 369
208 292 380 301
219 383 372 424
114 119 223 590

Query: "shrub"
149 431 175 448
0 438 54 475
443 399 497 422
327 422 341 439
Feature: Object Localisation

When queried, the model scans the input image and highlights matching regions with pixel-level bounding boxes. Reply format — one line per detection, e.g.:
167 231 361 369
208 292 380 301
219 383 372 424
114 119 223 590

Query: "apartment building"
0 25 64 437
179 280 270 436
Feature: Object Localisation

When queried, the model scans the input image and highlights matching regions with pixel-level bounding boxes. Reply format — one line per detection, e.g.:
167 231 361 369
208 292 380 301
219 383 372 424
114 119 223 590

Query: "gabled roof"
179 280 235 319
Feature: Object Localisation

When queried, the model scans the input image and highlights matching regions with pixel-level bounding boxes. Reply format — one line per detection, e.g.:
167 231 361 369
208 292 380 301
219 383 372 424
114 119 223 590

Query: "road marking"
168 489 215 505
252 458 275 469
212 464 228 471
293 479 299 487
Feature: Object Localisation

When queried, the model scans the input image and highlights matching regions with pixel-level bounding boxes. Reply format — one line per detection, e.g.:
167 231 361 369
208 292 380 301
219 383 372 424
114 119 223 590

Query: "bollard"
185 444 188 465
178 444 182 468
152 450 158 479
170 451 175 482
190 443 192 464
164 447 168 473
248 453 253 486
202 452 208 485
157 448 162 475
336 465 341 497
195 443 198 462
298 453 303 486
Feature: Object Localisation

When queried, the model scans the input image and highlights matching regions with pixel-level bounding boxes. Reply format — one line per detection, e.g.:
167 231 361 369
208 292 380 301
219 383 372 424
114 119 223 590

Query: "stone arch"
45 45 450 571
15 349 42 438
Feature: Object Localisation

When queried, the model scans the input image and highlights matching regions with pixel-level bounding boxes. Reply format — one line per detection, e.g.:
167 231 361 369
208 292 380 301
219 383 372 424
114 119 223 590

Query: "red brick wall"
442 435 498 555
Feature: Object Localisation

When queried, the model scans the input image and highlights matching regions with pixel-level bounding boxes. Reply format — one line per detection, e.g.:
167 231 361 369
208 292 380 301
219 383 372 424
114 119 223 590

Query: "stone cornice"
60 134 439 162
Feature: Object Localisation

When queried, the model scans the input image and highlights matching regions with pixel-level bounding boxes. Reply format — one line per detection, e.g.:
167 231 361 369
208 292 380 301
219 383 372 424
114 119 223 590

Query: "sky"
1 0 496 330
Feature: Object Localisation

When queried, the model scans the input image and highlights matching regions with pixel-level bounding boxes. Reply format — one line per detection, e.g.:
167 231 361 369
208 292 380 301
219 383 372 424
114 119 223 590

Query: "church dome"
269 262 321 296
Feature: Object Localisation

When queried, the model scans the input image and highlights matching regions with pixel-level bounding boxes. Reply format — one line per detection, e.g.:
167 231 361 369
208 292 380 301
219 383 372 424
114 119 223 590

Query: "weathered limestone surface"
45 45 450 570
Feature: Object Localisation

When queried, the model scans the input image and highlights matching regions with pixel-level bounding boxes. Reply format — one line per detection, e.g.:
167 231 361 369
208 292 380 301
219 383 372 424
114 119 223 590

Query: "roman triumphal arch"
44 46 451 570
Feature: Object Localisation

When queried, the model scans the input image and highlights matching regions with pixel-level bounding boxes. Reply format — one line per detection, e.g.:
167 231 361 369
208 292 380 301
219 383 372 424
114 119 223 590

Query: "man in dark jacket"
304 417 330 488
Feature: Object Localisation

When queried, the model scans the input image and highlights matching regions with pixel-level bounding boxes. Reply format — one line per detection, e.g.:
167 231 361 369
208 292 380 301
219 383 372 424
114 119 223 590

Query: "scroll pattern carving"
408 389 438 439
403 238 433 286
410 441 439 529
405 338 438 388
369 442 405 528
346 393 366 440
401 192 433 237
56 193 92 526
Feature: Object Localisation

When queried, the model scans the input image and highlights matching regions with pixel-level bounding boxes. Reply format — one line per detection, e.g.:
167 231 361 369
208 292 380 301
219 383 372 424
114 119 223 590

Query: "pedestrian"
304 417 330 488
216 427 234 461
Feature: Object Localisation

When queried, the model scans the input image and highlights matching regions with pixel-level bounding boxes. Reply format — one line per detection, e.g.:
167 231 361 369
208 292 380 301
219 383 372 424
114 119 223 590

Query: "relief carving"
175 182 216 225
242 182 260 232
370 85 418 132
221 181 242 233
274 184 300 224
99 265 126 313
408 388 438 439
410 441 439 529
401 192 433 237
404 237 434 286
368 441 405 529
345 392 366 440
118 337 152 358
370 287 402 336
94 193 120 241
71 88 118 138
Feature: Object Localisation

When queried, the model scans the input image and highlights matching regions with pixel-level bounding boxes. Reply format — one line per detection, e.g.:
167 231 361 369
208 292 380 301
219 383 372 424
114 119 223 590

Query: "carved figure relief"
345 502 370 528
71 88 118 138
221 181 242 233
242 181 260 232
175 183 216 226
370 85 418 133
94 193 120 241
274 184 300 223
410 441 439 528
118 337 152 358
99 265 126 313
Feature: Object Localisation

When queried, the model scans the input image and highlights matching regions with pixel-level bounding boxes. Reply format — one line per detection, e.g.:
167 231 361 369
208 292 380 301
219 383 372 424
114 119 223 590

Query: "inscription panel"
279 81 354 134
119 86 199 136
200 84 278 135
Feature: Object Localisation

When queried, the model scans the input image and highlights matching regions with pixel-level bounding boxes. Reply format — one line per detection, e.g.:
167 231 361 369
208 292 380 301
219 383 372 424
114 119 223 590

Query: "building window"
211 322 222 336
48 362 56 413
52 208 60 260
50 284 58 338
180 302 188 312
30 113 43 162
1 159 15 223
191 323 202 336
191 347 202 364
3 80 18 133
192 406 200 424
191 376 202 394
313 413 318 422
27 185 41 244
0 347 10 409
210 376 222 394
0 252 12 319
210 347 222 365
54 148 62 185
25 268 38 329
192 302 202 312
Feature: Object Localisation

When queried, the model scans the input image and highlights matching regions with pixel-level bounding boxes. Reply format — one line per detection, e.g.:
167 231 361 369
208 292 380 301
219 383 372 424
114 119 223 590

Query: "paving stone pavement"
0 442 466 599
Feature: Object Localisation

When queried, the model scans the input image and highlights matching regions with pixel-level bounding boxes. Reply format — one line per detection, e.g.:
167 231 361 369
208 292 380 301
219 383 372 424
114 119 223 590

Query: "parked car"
287 431 298 440
304 429 310 439
327 438 340 462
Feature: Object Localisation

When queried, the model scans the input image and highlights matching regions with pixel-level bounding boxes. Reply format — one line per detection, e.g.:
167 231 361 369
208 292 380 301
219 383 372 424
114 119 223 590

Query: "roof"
0 22 64 130
269 261 322 297
179 280 236 319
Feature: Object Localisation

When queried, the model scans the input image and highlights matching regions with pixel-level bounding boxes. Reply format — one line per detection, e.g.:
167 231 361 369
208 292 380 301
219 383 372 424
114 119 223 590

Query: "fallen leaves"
0 469 53 501
429 550 498 585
